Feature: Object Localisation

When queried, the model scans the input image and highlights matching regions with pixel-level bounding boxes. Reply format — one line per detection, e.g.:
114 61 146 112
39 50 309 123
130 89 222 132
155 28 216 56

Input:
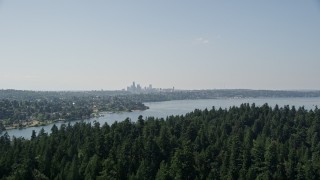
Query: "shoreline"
4 119 67 131
2 108 149 131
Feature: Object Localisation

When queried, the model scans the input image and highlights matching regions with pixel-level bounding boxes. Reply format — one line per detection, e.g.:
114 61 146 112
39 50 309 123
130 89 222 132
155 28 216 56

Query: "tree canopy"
1 103 320 179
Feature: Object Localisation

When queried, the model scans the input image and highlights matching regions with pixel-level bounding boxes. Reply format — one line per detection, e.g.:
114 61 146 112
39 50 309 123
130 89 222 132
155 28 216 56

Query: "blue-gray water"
2 97 320 139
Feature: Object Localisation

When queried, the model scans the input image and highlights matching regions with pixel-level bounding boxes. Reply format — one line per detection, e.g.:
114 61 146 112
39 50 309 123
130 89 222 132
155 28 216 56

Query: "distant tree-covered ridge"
128 89 320 102
1 103 320 179
1 89 320 101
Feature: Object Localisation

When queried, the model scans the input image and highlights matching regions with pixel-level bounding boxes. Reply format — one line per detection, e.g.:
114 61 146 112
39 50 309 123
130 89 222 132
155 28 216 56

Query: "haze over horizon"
1 1 320 91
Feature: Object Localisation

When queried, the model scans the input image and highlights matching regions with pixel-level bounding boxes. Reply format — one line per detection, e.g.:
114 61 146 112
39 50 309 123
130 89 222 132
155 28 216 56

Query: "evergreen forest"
1 103 320 179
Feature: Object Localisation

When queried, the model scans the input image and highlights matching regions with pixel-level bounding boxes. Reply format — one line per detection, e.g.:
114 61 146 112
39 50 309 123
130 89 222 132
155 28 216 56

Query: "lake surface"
3 97 320 139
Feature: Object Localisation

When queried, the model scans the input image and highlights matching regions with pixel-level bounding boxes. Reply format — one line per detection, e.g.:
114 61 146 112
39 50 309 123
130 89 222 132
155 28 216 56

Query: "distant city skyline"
126 81 174 93
1 1 320 91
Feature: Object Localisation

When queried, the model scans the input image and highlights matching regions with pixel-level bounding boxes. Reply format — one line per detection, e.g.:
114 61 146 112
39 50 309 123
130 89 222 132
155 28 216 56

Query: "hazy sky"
0 0 320 90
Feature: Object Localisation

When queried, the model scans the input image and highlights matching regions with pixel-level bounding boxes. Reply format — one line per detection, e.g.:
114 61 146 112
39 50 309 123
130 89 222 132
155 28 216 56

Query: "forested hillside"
1 104 320 179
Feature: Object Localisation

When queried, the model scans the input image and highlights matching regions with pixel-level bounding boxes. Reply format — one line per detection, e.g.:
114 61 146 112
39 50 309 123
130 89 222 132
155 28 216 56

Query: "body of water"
2 97 320 139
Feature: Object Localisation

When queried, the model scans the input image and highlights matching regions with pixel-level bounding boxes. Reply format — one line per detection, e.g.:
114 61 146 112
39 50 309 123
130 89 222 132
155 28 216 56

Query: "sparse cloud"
194 34 221 45
195 37 209 44
203 39 209 44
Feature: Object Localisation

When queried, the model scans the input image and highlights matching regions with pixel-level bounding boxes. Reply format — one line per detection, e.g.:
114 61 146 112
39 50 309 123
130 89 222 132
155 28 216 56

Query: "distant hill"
1 89 320 101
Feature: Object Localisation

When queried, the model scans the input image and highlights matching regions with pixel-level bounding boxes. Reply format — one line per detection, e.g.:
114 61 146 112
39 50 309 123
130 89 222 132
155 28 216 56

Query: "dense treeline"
1 104 320 179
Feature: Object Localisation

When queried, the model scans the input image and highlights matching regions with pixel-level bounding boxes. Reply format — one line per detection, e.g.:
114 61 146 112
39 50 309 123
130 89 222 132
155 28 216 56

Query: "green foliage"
0 96 148 127
0 103 320 179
